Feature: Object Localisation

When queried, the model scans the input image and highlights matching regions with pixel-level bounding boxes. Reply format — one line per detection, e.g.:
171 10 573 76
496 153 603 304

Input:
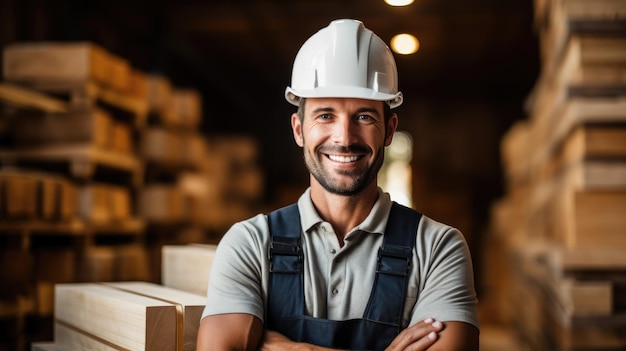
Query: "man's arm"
430 321 478 351
258 318 444 351
197 313 263 351
386 320 478 351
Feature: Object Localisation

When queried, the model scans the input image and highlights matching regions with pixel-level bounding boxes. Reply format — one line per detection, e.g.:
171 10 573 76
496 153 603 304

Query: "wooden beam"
162 245 216 296
105 281 206 351
54 283 177 350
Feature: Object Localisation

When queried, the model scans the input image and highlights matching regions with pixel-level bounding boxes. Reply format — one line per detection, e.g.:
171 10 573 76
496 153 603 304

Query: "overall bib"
267 202 422 351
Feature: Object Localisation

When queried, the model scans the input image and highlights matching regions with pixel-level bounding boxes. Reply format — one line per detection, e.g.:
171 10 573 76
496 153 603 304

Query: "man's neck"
309 181 379 246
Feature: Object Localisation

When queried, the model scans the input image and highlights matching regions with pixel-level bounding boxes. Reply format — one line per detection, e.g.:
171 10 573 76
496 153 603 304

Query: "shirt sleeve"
410 222 479 329
201 216 267 321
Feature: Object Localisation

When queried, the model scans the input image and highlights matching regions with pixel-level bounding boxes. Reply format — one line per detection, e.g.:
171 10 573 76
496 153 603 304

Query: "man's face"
291 97 398 196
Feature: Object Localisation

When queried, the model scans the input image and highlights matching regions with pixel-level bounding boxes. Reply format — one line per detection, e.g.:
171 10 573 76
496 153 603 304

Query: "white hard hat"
285 19 403 109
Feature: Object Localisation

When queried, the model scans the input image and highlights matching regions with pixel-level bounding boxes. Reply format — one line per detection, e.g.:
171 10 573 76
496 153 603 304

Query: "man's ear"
291 113 304 147
384 113 399 147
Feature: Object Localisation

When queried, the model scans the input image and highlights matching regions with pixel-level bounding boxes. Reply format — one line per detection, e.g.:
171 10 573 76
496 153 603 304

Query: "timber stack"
0 42 150 350
0 40 264 350
486 0 626 350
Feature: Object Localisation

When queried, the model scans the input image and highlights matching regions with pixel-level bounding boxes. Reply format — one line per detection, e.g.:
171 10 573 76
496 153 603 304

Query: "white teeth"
328 155 359 162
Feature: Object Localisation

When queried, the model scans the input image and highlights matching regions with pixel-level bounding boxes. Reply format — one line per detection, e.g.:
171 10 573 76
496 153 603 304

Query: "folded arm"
197 313 263 351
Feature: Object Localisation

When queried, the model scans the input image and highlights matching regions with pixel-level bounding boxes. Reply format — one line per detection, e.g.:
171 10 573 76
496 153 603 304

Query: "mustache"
317 144 371 154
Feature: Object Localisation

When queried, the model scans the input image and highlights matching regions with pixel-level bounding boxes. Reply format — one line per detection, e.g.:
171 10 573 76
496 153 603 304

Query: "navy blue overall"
267 202 422 351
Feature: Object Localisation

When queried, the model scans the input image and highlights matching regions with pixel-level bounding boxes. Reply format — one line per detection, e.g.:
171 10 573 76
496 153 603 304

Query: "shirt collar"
296 187 393 235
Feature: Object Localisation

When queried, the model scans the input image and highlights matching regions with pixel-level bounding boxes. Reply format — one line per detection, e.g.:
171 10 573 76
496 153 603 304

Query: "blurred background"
1 0 625 350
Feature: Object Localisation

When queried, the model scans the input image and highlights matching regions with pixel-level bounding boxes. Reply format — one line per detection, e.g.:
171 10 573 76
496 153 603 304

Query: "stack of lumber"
0 40 264 350
487 0 626 350
31 282 205 351
138 74 208 230
0 42 152 349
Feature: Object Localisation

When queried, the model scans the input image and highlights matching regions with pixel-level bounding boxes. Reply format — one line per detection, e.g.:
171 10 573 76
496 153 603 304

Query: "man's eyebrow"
310 107 380 115
311 107 335 114
354 107 380 116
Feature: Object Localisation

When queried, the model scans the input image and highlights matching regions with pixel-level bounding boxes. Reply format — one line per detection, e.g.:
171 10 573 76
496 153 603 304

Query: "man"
197 19 479 351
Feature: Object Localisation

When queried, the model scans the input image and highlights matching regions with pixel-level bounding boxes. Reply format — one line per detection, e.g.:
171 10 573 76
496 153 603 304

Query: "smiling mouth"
327 154 363 163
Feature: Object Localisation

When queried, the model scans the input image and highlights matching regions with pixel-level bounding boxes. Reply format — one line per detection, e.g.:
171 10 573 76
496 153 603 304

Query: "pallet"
0 82 67 114
513 242 626 350
3 41 130 93
0 144 143 186
0 168 78 221
537 0 626 77
17 80 148 128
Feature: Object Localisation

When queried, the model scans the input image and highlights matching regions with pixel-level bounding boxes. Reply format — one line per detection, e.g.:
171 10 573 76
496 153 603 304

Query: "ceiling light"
390 34 419 55
384 0 415 6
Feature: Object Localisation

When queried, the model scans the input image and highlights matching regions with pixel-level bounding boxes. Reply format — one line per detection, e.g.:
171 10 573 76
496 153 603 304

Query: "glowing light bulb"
385 0 415 6
391 34 419 55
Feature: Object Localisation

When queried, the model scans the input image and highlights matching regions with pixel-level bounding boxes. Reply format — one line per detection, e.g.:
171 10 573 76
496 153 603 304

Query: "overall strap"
363 202 422 326
267 204 305 326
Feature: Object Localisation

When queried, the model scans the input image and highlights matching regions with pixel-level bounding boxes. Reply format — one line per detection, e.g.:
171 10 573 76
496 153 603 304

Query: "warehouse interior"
1 0 625 350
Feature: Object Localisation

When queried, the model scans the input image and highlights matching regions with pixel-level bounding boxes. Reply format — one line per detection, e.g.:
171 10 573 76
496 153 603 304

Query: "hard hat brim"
285 87 403 109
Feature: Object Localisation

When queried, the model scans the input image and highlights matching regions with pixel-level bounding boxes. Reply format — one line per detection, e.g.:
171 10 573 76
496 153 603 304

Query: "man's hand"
385 318 443 351
258 318 447 351
259 330 338 351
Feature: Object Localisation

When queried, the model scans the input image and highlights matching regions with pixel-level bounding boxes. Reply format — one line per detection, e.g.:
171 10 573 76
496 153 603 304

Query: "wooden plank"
560 279 613 316
517 244 626 350
147 75 176 126
114 245 150 281
550 246 626 272
500 120 532 186
12 109 113 149
555 189 626 249
108 185 132 221
110 119 134 154
162 244 216 296
2 42 110 86
0 82 67 113
77 247 115 282
140 127 183 165
55 283 177 351
559 125 626 166
128 69 149 102
31 342 63 351
3 41 131 93
555 97 626 153
555 36 626 87
0 144 142 183
561 160 626 190
77 184 111 223
58 178 78 220
55 320 124 351
180 132 207 169
539 0 626 75
106 281 206 351
0 170 38 219
526 97 626 186
38 177 57 220
139 185 187 223
173 89 202 129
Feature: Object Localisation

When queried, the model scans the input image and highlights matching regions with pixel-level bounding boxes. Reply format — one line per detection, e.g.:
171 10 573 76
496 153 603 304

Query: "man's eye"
357 115 373 121
318 114 332 120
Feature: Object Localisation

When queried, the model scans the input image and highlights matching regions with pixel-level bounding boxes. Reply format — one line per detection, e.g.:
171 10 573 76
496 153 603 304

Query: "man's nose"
332 117 358 146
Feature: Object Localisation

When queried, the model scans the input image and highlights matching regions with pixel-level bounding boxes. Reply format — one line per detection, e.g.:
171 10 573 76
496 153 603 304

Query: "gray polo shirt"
202 188 478 330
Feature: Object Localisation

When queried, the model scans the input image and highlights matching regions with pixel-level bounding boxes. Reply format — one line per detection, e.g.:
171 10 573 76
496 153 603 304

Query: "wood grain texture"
55 283 177 351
